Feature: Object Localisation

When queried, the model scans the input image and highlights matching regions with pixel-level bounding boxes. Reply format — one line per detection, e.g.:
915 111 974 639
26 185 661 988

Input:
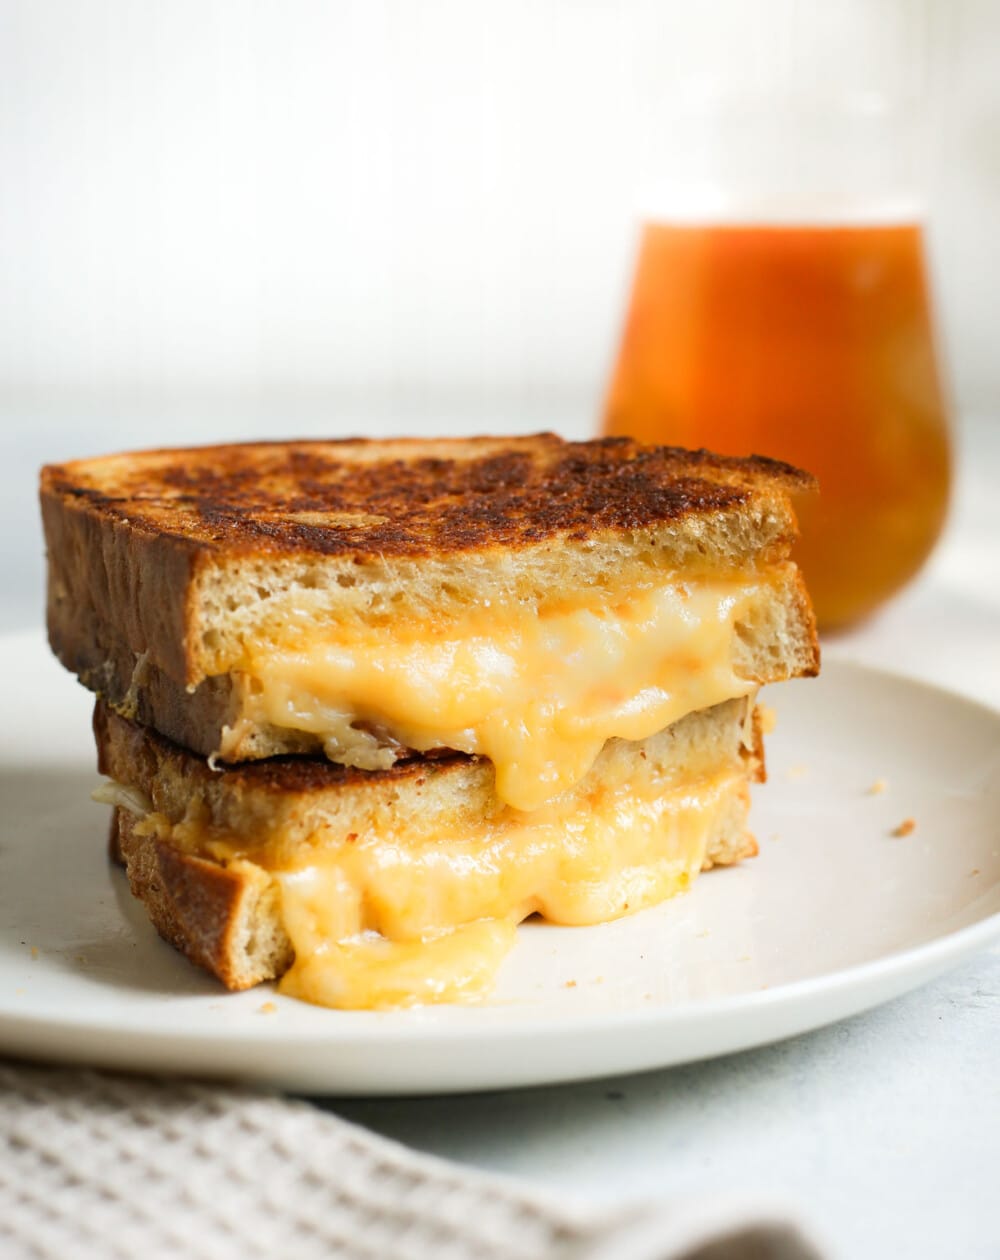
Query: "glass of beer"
603 2 952 631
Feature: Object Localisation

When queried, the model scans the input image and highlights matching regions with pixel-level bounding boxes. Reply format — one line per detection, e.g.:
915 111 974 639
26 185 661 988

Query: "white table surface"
5 406 999 1259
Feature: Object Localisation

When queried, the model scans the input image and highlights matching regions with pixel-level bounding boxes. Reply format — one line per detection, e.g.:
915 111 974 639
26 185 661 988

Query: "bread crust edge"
113 808 292 990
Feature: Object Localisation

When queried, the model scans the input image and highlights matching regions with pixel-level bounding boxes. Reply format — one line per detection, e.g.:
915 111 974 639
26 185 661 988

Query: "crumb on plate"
257 1001 278 1015
892 817 917 838
868 778 888 795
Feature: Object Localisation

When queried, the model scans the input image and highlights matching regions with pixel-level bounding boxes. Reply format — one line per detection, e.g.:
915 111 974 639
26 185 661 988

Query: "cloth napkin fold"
1 1062 824 1260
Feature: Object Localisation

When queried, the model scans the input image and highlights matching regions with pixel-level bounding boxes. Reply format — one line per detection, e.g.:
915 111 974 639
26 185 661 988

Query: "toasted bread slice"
44 436 817 798
44 435 813 686
97 696 764 999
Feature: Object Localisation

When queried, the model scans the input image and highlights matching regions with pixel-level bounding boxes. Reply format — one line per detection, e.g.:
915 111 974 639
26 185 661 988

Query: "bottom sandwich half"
93 697 765 1011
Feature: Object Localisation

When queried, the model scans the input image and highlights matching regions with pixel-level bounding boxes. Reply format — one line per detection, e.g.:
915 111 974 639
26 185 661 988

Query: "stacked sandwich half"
41 435 819 1009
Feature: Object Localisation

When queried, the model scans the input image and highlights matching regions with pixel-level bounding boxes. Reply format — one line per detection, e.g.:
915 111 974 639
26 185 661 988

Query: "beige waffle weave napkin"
0 1062 824 1260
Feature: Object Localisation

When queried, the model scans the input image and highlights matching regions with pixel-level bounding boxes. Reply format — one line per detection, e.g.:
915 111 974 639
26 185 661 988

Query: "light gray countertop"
5 406 999 1259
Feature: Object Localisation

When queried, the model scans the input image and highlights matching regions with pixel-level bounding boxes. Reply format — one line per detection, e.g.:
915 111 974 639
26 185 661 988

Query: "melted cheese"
101 760 748 1010
278 920 518 1010
228 576 761 811
274 767 741 1010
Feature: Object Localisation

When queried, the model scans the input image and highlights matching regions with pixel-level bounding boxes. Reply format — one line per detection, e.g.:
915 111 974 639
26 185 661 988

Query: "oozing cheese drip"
229 577 761 811
274 767 743 1010
99 750 750 1010
277 920 518 1011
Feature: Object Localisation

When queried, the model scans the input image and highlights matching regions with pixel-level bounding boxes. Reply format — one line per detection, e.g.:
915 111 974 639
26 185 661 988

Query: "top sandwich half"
41 434 819 811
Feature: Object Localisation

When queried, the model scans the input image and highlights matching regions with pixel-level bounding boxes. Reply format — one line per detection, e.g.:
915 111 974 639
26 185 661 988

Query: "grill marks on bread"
42 435 814 560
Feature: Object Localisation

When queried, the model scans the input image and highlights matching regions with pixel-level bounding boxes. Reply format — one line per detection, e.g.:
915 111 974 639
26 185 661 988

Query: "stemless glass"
602 2 951 631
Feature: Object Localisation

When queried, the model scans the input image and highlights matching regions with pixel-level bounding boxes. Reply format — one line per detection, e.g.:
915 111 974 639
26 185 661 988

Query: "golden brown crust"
41 486 196 686
113 808 292 990
41 435 814 561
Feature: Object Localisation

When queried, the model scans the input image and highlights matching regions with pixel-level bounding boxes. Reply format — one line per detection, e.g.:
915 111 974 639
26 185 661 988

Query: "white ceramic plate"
2 630 999 1095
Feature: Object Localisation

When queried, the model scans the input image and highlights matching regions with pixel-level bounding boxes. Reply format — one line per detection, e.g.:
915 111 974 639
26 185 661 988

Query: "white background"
1 0 999 417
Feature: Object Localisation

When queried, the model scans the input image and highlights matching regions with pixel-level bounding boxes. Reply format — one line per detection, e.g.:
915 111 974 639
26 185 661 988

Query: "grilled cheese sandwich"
42 434 819 1008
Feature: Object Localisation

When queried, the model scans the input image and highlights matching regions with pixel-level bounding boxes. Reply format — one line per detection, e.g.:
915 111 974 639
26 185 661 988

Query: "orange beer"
603 220 951 629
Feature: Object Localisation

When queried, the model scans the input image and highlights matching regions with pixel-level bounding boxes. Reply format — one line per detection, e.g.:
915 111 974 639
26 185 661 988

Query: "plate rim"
1 905 999 1050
